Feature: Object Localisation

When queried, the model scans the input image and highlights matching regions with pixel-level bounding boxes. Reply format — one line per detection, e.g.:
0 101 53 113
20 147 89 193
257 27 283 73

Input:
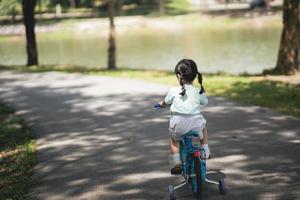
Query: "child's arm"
162 87 175 107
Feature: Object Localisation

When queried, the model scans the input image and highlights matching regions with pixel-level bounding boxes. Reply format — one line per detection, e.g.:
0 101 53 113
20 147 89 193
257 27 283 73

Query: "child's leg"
169 139 181 173
200 127 210 158
200 127 208 144
170 139 180 154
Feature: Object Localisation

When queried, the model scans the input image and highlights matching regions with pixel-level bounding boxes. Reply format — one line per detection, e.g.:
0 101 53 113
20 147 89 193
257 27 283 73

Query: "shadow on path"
0 71 299 200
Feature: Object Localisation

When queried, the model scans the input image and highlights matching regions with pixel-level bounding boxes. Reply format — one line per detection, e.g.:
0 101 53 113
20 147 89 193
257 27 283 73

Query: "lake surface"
0 24 282 74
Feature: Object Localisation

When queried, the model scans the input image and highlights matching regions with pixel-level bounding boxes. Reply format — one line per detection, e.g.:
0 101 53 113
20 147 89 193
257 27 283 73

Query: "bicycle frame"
172 131 206 191
180 131 206 180
153 104 227 198
169 130 227 199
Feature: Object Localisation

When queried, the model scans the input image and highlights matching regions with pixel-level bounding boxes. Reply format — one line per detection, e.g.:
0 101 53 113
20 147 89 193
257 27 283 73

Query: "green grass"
165 0 191 15
205 76 300 117
109 0 191 17
0 103 36 200
1 65 299 117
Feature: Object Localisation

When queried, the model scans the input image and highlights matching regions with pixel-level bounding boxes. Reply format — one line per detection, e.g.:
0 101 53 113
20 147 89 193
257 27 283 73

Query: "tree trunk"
158 0 165 16
38 0 42 14
70 0 76 8
22 0 39 66
12 6 16 23
108 0 116 70
117 0 124 16
75 0 80 7
274 0 300 75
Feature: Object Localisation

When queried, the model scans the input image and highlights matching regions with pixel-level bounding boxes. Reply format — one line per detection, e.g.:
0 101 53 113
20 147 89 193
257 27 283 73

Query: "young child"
157 59 210 174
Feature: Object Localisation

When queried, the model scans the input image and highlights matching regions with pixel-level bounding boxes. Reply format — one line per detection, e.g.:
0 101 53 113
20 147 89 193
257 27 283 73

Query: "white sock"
170 153 181 166
201 144 210 159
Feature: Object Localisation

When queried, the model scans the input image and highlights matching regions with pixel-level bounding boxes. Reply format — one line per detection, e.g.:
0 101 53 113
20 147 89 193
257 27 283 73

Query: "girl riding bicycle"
157 59 210 174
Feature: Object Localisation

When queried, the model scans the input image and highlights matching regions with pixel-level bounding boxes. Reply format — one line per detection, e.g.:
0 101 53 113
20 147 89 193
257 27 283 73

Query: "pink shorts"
169 114 206 141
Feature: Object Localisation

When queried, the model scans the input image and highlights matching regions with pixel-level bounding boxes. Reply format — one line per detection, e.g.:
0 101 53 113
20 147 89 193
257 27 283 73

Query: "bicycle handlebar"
153 103 162 110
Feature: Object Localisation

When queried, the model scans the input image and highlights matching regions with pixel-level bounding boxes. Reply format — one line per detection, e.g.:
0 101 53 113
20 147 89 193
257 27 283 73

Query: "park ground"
0 71 299 199
0 11 298 117
1 66 300 118
0 64 299 199
1 4 299 199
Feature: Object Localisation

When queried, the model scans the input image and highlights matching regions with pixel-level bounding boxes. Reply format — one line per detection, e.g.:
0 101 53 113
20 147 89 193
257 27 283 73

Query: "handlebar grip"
153 103 162 110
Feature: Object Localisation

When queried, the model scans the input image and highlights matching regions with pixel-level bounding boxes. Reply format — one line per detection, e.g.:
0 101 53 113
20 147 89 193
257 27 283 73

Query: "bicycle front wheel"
190 157 204 198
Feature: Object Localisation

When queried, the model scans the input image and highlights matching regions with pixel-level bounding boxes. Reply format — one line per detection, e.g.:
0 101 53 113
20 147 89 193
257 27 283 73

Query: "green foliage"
123 0 190 16
124 0 144 4
80 0 93 7
166 0 191 15
41 0 96 9
0 103 36 200
47 0 70 9
0 0 191 16
98 0 190 16
0 0 18 16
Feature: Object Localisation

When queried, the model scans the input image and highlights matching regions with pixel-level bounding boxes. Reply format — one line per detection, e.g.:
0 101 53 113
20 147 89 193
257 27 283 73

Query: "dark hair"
174 59 205 96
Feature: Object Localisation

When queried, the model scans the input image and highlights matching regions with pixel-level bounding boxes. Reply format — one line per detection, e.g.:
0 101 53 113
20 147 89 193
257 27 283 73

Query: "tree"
0 0 18 22
107 0 116 70
158 0 165 16
69 0 81 8
273 0 300 75
69 0 76 8
22 0 39 66
116 0 124 16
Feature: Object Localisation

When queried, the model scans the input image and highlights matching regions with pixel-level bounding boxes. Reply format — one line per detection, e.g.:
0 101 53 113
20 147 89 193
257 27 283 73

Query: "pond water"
0 24 282 74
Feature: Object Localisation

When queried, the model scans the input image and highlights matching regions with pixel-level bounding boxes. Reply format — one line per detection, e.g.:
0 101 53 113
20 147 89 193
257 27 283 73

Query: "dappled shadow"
0 71 299 199
225 80 300 117
0 72 174 199
204 96 300 199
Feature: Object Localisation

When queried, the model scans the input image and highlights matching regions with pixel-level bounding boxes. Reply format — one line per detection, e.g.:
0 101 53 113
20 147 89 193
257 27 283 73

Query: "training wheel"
218 179 227 195
168 185 176 200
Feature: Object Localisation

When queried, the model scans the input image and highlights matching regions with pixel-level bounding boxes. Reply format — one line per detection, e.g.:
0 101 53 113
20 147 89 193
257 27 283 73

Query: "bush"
0 0 18 16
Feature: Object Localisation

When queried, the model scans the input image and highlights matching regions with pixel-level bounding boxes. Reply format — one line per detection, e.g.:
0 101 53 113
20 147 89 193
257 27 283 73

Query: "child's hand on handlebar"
154 101 167 110
153 103 162 110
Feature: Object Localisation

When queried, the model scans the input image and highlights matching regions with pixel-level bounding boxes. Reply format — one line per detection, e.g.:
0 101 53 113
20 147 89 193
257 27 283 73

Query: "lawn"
0 103 36 200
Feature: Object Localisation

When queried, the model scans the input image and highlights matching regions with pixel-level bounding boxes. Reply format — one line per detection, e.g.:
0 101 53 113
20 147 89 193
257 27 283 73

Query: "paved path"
0 71 299 200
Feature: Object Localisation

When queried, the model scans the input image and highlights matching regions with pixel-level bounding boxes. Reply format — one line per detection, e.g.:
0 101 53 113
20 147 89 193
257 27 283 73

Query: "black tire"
190 157 204 198
218 179 227 195
168 185 176 200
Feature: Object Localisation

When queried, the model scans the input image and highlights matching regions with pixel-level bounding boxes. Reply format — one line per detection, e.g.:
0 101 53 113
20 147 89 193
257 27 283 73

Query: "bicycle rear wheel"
190 157 204 198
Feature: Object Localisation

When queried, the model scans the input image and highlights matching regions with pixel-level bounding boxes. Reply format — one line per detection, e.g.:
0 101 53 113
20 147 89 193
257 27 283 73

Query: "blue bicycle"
168 131 227 200
154 103 227 199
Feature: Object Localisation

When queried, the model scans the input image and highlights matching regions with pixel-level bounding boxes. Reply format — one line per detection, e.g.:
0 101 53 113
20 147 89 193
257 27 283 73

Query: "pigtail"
198 72 205 94
179 76 186 96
